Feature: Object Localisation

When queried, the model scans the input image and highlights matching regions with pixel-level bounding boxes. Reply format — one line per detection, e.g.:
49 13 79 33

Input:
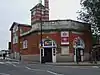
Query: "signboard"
61 31 69 37
61 31 69 45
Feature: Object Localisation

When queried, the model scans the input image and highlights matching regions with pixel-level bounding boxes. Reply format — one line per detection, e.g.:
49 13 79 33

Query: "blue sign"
40 41 43 46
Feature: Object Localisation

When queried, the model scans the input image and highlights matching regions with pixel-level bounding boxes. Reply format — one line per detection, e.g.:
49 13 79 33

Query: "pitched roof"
9 22 31 31
30 3 45 11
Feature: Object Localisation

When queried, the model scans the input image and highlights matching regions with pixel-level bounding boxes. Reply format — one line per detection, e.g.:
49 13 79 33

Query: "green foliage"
92 35 97 44
78 0 100 30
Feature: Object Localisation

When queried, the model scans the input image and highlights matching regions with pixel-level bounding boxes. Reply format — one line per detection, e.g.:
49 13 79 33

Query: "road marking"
56 66 100 69
25 66 44 71
0 62 5 64
25 66 64 75
92 66 99 68
5 61 19 64
12 64 17 67
0 61 19 67
0 73 10 75
25 67 32 70
47 70 64 75
5 62 12 64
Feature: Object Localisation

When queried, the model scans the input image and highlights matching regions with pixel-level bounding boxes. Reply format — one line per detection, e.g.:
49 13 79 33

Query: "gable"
9 22 19 31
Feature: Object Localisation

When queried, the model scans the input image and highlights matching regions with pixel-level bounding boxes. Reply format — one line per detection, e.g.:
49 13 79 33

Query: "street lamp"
39 0 43 47
40 0 45 64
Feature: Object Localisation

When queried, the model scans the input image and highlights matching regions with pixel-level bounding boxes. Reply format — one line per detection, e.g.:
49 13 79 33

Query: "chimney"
44 0 49 9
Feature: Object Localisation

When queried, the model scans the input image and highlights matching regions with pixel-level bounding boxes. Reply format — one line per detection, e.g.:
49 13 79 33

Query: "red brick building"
10 0 92 63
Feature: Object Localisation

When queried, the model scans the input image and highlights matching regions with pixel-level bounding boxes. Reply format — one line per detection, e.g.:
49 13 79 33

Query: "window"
53 42 55 46
13 33 17 36
13 25 18 33
31 11 36 16
23 40 28 49
42 11 44 15
13 36 18 44
20 28 23 34
53 48 56 56
13 33 18 44
61 46 69 55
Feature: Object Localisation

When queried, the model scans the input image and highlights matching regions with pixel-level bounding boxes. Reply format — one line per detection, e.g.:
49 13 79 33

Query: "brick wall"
69 30 92 53
20 33 39 55
20 25 31 33
20 30 92 55
20 32 60 55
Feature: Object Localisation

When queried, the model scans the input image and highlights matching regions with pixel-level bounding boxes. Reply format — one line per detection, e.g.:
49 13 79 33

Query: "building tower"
30 0 49 25
44 0 49 20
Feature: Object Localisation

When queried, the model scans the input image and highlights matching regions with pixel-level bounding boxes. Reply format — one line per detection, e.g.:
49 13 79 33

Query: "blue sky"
0 0 81 50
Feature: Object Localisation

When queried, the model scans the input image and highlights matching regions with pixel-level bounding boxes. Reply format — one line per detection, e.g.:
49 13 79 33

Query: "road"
0 59 100 75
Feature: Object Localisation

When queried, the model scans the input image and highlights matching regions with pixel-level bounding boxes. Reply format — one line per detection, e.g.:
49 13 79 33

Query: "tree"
78 0 100 44
78 0 100 30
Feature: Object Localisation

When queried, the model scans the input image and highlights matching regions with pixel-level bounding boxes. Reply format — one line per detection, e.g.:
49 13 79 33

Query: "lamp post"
40 0 45 64
39 0 43 47
40 15 43 47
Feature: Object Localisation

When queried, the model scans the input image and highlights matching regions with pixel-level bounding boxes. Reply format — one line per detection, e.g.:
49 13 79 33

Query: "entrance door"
76 49 81 62
44 48 52 62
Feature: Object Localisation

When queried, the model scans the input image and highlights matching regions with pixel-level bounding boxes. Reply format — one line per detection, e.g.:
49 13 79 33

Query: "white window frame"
13 25 18 33
20 28 23 34
23 40 28 49
32 11 36 16
13 37 18 44
61 46 69 55
13 33 18 44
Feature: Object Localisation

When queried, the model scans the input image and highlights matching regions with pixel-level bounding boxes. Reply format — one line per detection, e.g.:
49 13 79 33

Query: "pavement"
0 58 100 75
45 62 100 66
3 57 100 66
22 60 100 66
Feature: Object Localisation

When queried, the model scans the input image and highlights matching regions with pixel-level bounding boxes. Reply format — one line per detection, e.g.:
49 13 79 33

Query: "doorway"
76 49 81 62
44 48 52 62
76 50 81 62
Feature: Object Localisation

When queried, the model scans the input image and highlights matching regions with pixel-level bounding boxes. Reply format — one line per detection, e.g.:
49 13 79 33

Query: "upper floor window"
13 36 18 44
23 40 28 49
31 11 36 16
13 25 18 33
42 11 44 15
20 28 23 34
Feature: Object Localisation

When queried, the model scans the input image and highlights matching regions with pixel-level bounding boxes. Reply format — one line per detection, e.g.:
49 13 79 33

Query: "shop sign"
61 31 69 45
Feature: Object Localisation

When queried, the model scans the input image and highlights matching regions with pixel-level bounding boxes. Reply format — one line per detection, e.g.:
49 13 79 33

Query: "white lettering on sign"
61 31 69 37
61 31 69 45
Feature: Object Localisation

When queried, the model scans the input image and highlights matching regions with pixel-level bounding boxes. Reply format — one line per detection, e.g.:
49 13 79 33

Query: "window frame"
23 40 28 49
13 33 18 44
